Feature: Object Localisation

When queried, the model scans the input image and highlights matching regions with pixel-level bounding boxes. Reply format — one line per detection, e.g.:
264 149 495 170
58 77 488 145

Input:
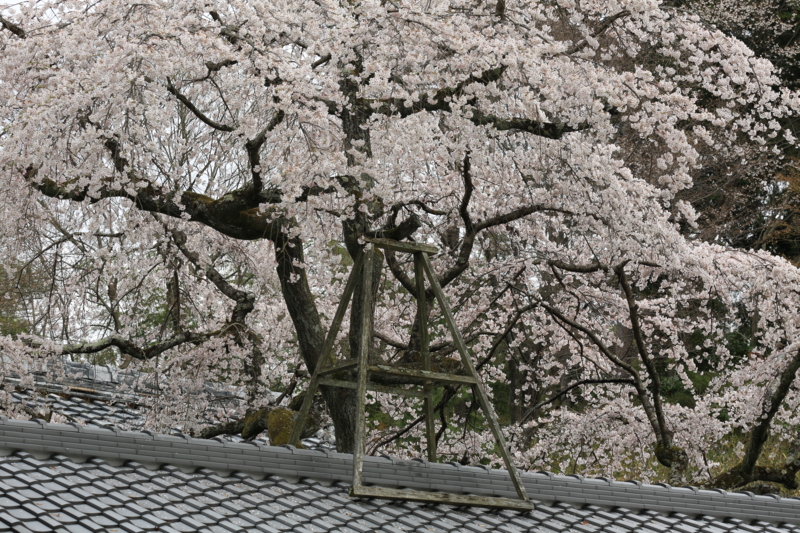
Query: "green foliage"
0 263 47 337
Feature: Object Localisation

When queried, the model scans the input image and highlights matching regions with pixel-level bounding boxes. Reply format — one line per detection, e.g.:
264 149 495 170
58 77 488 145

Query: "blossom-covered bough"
1 0 800 490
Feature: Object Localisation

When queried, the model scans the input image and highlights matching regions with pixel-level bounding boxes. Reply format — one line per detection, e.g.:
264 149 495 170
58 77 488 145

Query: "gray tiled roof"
0 417 798 532
8 389 335 450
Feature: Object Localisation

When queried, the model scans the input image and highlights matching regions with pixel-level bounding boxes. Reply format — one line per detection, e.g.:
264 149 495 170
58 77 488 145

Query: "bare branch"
476 303 538 371
523 378 635 421
565 10 630 55
166 79 237 132
168 227 255 325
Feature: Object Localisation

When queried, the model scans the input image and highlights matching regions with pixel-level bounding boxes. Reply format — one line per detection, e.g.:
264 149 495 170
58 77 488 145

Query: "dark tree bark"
709 350 800 490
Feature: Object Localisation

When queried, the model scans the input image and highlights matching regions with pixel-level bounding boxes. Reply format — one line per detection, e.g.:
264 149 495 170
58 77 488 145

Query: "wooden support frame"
289 240 533 511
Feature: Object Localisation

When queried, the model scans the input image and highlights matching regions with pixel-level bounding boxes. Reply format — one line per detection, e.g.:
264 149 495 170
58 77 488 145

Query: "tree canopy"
2 0 800 490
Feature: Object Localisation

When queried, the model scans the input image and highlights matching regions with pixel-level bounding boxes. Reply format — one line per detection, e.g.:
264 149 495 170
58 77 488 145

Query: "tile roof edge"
0 416 798 526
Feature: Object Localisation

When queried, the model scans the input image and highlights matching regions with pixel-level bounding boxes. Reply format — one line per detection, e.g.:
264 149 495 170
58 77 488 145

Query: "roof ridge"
1 416 799 525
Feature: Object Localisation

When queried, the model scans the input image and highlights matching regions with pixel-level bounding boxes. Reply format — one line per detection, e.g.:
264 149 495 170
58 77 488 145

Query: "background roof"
0 417 799 533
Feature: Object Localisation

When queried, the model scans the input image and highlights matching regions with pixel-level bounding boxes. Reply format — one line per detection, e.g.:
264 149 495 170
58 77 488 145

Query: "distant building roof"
0 417 798 532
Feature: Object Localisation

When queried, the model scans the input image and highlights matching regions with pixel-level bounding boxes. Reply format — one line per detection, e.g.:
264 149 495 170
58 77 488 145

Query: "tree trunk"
708 351 800 490
274 234 361 452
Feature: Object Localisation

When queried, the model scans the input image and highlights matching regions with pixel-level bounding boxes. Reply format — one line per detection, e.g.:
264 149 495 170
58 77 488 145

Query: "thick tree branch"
0 14 25 38
615 263 671 450
311 53 332 69
459 152 475 235
59 331 211 361
547 260 608 273
195 418 246 439
374 330 408 349
25 166 288 242
364 214 421 241
475 205 573 233
468 109 588 138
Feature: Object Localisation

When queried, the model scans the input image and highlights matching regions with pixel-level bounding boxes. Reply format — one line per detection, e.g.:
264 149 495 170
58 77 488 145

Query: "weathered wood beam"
350 485 535 511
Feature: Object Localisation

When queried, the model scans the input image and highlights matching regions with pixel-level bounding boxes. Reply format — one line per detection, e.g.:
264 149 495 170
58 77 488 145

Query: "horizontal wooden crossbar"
317 360 359 376
363 237 439 255
318 377 427 398
350 485 535 511
369 365 476 386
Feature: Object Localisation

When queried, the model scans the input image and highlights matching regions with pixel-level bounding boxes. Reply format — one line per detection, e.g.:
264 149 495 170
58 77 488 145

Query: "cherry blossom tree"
2 0 800 488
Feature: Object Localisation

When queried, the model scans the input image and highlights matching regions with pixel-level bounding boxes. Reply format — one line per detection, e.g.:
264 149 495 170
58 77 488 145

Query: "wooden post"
352 247 374 488
415 252 436 463
420 253 531 504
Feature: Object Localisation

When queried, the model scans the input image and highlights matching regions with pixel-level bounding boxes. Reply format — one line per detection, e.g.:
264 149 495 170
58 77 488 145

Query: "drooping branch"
476 303 538 371
522 378 636 422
